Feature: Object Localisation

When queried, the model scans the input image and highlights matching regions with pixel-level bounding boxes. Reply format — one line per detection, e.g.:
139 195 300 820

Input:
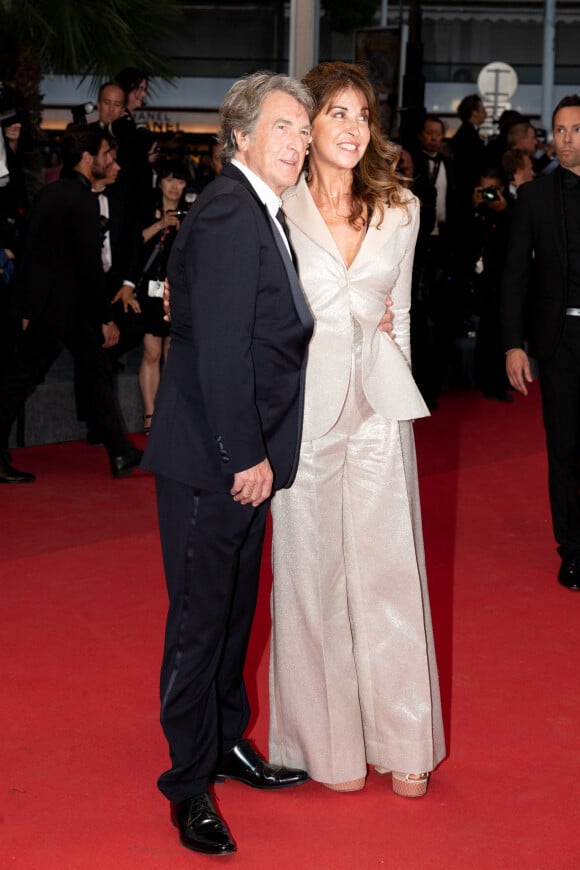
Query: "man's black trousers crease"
538 316 580 558
155 474 269 801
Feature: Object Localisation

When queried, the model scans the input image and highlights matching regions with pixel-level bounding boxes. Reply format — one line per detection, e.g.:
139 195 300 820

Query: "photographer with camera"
472 169 514 402
138 160 191 434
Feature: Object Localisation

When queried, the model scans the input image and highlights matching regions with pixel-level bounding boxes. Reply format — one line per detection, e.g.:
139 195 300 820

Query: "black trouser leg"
0 321 62 453
64 317 128 458
538 317 580 557
155 475 268 801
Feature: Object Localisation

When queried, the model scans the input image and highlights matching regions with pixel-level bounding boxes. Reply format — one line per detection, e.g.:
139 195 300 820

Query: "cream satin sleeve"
358 197 428 422
389 197 420 369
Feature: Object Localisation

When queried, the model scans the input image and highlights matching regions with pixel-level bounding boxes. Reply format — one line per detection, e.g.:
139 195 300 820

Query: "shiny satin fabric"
282 176 429 441
268 189 446 784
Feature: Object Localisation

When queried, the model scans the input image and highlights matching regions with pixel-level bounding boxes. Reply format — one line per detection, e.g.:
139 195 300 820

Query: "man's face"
419 120 444 154
91 139 113 182
480 175 503 192
517 125 537 155
104 150 120 185
97 85 125 126
553 106 580 175
473 100 487 126
236 90 311 196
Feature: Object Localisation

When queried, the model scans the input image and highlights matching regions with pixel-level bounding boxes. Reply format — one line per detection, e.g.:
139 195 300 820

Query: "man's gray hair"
218 71 314 161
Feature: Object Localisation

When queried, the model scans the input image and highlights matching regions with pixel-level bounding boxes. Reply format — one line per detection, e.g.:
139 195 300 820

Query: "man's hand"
378 295 394 337
112 283 141 313
506 348 533 396
163 278 171 322
230 458 273 507
102 321 120 348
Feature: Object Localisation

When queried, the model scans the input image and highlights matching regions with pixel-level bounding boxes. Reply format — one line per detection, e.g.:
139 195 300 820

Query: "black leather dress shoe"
215 739 309 790
170 793 236 855
0 454 35 483
558 557 580 590
110 445 143 478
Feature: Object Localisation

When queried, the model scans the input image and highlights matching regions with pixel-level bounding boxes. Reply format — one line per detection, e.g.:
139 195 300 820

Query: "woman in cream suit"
269 62 446 796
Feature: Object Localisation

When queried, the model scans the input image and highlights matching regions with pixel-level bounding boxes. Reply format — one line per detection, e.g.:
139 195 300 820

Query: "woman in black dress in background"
139 160 189 433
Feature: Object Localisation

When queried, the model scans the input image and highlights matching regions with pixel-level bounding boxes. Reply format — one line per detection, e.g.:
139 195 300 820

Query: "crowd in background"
400 93 556 409
0 80 556 452
0 70 224 446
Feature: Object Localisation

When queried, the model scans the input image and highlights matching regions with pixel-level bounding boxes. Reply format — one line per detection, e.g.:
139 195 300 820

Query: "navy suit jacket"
501 170 568 360
142 162 314 491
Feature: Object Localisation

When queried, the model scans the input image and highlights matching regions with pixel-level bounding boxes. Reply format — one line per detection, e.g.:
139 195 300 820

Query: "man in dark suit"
0 124 142 482
501 94 580 591
410 115 457 406
141 72 314 856
74 137 143 441
451 93 487 201
98 149 143 354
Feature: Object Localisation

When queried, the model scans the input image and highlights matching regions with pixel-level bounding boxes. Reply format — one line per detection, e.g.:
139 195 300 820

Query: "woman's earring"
305 148 310 155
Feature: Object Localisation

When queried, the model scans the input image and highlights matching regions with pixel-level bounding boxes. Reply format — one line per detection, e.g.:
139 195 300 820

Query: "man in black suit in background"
141 72 314 855
74 136 143 442
451 93 487 202
410 115 457 406
501 94 580 591
0 124 142 482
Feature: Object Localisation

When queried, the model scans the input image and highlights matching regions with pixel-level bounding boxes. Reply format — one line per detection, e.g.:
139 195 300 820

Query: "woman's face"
309 87 371 172
160 174 186 202
128 79 148 112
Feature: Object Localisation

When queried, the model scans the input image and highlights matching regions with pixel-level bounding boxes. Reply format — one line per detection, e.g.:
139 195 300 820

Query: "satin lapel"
266 210 314 332
283 175 405 269
356 204 407 265
283 176 342 261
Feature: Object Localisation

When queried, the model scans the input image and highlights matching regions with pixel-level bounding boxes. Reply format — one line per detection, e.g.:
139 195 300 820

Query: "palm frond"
3 0 182 80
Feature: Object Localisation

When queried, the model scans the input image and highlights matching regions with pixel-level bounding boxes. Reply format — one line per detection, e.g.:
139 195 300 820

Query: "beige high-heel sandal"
375 767 429 798
322 777 365 792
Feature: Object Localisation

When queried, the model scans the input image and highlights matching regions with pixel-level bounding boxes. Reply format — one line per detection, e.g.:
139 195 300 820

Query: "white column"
289 0 320 80
541 0 556 132
380 0 389 27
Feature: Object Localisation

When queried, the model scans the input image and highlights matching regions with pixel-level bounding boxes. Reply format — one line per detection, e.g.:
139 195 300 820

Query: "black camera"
481 186 500 202
170 209 190 219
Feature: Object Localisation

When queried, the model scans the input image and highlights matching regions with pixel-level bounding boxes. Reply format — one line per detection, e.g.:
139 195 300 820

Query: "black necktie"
428 155 441 183
276 208 298 271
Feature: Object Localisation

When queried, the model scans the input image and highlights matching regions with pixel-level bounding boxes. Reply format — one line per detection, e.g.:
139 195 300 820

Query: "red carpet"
2 389 579 869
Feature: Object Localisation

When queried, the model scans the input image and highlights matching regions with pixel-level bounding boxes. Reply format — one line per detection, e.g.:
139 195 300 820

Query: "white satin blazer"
283 175 429 441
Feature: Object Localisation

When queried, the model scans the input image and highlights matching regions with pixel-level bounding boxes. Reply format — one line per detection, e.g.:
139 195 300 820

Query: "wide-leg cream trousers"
269 327 445 785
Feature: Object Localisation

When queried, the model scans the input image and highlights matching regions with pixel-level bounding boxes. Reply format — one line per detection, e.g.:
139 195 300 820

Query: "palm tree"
0 0 182 191
0 0 182 128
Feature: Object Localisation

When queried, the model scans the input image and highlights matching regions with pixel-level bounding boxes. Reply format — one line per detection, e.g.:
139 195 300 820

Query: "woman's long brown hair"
303 61 409 228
